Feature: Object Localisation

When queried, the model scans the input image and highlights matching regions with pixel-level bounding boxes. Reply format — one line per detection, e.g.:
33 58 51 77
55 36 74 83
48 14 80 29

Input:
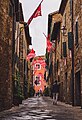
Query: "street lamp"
61 25 67 36
61 25 67 66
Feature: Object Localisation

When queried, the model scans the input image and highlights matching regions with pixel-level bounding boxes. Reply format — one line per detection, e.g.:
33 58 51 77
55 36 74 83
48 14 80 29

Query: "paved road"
0 96 82 120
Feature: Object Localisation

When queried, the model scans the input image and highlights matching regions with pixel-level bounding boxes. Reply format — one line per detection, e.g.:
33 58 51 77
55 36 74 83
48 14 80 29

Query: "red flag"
43 33 52 52
46 34 52 52
26 49 36 61
47 40 52 53
32 59 37 65
27 0 43 25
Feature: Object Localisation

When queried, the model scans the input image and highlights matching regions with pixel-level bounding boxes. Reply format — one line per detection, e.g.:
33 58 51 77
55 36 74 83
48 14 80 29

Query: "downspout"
71 0 74 106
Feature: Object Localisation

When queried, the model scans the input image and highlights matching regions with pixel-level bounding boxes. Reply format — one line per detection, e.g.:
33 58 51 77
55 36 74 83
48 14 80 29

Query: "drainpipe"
80 0 82 109
71 0 74 106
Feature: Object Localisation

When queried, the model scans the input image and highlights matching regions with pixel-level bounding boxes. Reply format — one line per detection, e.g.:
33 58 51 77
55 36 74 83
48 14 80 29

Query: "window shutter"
63 42 67 57
75 21 78 45
9 4 13 17
68 32 73 49
49 62 52 76
57 59 59 71
70 0 72 15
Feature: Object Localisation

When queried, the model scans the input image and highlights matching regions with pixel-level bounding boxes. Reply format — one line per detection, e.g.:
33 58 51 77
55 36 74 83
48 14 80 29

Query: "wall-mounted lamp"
61 25 67 36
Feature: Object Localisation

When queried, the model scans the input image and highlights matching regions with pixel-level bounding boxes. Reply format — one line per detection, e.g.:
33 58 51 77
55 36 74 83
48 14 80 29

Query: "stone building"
0 0 32 111
73 0 82 106
59 0 72 104
0 0 15 111
13 0 32 105
47 0 82 107
47 11 62 96
24 25 32 98
59 0 82 106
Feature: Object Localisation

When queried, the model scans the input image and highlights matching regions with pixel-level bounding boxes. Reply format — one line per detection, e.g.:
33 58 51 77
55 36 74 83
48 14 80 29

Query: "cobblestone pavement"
0 96 82 120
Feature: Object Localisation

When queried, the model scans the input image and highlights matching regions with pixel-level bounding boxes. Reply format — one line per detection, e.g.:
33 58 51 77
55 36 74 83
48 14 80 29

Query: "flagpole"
43 32 47 39
27 0 43 25
33 0 43 13
43 32 63 57
40 0 43 4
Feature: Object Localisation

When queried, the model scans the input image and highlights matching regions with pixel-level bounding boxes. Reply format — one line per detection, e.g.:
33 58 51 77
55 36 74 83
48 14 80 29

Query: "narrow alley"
0 0 82 119
0 96 82 120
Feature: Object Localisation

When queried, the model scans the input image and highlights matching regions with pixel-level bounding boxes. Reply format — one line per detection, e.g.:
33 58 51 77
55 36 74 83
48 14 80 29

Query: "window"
64 13 66 27
35 76 41 86
70 0 72 15
63 42 67 57
35 63 41 70
57 59 59 72
68 32 73 50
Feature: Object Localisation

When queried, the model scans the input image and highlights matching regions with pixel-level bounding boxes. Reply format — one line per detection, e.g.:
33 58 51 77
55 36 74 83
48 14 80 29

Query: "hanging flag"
43 33 52 53
27 0 43 25
47 40 52 53
32 59 37 65
46 34 52 53
26 48 36 61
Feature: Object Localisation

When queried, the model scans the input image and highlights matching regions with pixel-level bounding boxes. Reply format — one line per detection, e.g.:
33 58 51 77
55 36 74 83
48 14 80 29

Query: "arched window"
35 63 41 70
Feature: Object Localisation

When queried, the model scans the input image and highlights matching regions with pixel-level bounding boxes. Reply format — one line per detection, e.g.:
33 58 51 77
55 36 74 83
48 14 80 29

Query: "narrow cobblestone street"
0 96 82 120
0 0 82 119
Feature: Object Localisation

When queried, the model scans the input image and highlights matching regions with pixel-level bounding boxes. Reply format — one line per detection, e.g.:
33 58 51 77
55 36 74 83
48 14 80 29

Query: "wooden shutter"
63 42 67 57
70 0 72 15
75 21 78 45
68 32 73 49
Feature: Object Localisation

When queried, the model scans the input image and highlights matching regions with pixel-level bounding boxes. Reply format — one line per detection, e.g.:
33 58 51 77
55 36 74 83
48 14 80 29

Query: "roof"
19 3 24 22
14 0 24 22
24 24 32 45
48 11 59 35
49 10 59 16
59 0 68 15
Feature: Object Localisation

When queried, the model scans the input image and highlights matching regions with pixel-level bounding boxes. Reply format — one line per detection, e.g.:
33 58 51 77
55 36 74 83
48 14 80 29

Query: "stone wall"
73 0 82 106
58 0 82 106
0 0 14 111
59 0 72 104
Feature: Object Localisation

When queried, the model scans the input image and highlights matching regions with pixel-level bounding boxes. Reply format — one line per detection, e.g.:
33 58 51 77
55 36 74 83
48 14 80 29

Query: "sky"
19 0 62 56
